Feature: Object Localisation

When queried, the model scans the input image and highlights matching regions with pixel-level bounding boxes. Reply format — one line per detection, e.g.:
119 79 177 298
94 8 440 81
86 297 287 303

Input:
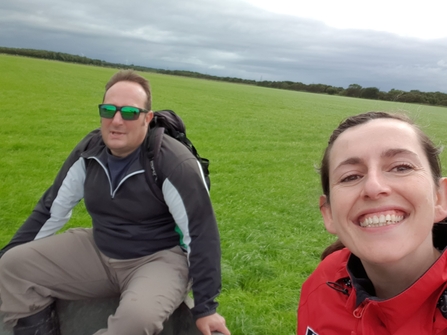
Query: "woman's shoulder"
301 248 351 294
317 247 350 275
298 248 354 330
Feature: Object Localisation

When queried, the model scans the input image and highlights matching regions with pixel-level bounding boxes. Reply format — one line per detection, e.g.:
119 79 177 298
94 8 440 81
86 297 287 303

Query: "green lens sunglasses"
98 104 149 121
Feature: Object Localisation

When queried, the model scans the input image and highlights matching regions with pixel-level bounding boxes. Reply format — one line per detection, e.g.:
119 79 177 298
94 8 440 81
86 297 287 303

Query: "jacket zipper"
87 157 145 198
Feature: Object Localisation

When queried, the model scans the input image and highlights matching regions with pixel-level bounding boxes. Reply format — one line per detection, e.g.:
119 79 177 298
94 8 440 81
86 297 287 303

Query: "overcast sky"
1 0 446 93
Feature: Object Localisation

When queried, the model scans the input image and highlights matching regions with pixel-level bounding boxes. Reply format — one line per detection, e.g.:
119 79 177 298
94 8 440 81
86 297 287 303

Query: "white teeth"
360 214 404 227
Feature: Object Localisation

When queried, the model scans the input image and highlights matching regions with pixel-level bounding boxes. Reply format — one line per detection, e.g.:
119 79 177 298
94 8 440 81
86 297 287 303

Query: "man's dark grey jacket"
1 129 222 319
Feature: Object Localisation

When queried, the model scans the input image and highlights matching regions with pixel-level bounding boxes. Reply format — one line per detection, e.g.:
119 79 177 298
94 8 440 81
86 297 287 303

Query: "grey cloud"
1 0 446 92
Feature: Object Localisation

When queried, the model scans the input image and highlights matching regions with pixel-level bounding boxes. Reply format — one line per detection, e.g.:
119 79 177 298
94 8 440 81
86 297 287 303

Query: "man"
0 70 230 335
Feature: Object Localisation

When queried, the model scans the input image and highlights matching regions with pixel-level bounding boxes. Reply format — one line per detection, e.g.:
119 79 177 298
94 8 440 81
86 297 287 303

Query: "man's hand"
196 313 230 335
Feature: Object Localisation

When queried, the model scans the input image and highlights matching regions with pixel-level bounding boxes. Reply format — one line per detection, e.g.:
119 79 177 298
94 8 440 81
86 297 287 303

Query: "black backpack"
145 110 210 191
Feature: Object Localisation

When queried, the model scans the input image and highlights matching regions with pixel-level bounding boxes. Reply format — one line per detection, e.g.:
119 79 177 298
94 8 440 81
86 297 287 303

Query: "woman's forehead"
329 118 421 162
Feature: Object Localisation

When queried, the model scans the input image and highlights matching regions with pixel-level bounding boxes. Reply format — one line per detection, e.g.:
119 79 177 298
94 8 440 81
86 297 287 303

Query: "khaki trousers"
0 228 189 335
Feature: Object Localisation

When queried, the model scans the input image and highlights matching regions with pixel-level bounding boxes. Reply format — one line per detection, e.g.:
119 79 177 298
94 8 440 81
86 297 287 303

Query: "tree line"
2 46 446 107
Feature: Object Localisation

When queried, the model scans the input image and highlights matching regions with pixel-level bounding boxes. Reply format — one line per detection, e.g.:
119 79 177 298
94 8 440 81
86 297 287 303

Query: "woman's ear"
320 195 336 235
434 178 447 222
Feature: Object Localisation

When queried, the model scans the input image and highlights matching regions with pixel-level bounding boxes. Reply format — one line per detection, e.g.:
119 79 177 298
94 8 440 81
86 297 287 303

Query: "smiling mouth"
359 213 405 228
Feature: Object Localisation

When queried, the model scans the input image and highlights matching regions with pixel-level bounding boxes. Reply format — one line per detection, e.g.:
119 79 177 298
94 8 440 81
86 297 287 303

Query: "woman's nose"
361 170 391 199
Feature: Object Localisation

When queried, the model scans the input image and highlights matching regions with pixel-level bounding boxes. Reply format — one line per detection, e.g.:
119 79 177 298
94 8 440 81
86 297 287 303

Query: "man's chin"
106 140 126 151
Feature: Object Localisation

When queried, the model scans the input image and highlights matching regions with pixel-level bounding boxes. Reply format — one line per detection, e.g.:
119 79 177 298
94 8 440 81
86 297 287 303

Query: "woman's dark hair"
320 111 442 260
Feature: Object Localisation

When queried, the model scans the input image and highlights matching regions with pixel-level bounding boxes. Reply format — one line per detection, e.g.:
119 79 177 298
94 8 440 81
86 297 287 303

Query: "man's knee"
0 247 22 281
0 245 35 283
109 304 168 335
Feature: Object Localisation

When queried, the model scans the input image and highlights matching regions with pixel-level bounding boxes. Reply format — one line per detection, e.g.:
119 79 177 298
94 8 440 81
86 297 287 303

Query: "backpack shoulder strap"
143 127 165 201
145 109 211 191
151 110 211 190
79 128 103 152
77 129 104 168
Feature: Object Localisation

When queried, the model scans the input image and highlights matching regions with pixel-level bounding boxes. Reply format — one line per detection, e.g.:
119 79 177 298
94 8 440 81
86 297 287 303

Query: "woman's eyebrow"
334 157 363 170
334 149 418 171
381 148 418 158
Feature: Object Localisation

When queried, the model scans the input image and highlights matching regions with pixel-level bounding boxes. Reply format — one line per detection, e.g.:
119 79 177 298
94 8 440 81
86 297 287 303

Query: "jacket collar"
344 247 447 332
81 138 145 176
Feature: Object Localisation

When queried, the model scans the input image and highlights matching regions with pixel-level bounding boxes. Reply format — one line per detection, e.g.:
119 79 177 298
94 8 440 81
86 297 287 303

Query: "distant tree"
344 84 362 97
282 81 295 90
333 87 345 95
360 87 380 100
257 81 272 88
386 89 405 101
377 91 388 100
326 87 338 95
397 92 426 103
306 84 330 93
289 82 307 91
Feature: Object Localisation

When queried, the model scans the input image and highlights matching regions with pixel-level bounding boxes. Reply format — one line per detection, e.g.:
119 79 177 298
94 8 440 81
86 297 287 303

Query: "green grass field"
1 54 447 334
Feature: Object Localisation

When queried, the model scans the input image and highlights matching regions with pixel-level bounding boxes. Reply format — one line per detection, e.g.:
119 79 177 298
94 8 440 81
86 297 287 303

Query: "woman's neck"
362 247 441 300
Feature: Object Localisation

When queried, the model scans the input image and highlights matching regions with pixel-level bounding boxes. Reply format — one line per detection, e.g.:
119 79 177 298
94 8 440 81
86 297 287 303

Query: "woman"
298 111 447 335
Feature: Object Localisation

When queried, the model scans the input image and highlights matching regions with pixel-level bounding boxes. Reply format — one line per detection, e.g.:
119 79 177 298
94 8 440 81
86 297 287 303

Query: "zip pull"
353 302 366 319
326 278 351 295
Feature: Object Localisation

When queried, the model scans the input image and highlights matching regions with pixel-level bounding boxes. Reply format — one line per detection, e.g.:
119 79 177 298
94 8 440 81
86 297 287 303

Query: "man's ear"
145 111 154 126
434 178 447 222
320 195 336 235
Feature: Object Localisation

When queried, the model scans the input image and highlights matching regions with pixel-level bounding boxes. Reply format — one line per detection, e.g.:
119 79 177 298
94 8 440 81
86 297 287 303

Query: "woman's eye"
391 164 414 172
340 174 361 183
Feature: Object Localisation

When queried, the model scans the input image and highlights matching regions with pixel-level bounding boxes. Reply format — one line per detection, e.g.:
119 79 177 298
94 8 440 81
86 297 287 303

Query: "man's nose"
111 111 124 124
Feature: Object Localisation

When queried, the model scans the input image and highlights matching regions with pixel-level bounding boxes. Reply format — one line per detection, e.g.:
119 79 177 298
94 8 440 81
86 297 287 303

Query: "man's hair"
103 70 152 110
319 111 442 260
